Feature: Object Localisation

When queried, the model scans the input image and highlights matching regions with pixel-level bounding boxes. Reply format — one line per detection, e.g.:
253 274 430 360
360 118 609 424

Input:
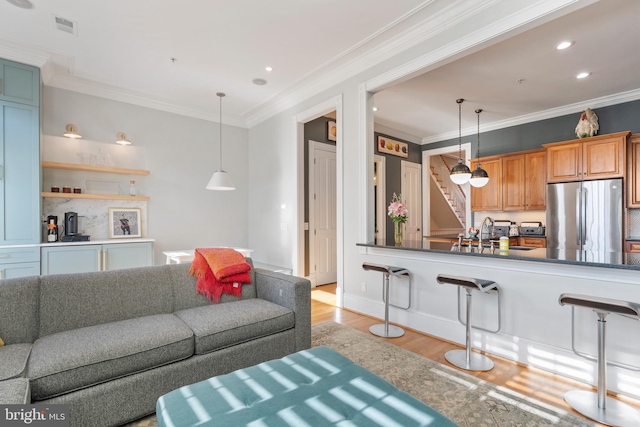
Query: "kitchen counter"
358 239 638 270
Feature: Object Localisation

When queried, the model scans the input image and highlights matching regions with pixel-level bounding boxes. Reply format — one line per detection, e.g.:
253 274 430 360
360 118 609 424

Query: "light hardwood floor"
311 283 640 425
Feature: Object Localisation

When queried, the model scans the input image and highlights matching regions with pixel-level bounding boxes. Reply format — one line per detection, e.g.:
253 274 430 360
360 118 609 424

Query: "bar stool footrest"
564 390 640 426
444 349 494 372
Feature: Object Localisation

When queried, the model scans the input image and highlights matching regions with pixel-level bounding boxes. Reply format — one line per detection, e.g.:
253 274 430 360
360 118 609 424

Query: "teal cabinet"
0 101 40 245
0 59 40 106
41 241 153 275
0 246 40 279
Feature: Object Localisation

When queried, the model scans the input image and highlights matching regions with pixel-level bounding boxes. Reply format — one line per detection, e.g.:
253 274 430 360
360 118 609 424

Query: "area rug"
125 322 595 426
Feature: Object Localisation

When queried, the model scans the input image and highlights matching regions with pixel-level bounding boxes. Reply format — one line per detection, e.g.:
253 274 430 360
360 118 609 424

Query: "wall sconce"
116 132 132 145
63 124 82 139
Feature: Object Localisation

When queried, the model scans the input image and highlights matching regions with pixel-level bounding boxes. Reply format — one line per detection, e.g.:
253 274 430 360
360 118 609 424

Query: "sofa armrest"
254 269 311 352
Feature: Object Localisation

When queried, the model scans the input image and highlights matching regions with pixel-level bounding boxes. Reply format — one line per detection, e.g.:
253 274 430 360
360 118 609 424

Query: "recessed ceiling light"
252 78 267 86
6 0 34 9
372 107 378 112
265 66 273 72
556 41 574 50
576 72 591 79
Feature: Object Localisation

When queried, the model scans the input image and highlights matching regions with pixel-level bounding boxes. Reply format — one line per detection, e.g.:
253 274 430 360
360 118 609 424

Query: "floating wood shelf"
41 161 150 176
42 192 150 201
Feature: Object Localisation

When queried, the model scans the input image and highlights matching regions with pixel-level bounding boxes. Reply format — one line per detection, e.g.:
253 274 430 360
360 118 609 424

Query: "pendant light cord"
476 109 482 161
217 92 225 171
457 99 463 160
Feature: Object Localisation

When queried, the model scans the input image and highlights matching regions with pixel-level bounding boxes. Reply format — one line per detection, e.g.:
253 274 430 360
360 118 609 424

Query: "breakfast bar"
353 239 640 401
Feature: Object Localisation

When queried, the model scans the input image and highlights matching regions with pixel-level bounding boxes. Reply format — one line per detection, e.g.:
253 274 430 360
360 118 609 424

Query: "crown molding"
47 74 247 128
0 39 50 69
421 88 640 145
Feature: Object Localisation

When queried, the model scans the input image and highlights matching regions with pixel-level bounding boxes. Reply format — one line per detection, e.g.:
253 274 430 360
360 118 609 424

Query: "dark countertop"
358 239 640 271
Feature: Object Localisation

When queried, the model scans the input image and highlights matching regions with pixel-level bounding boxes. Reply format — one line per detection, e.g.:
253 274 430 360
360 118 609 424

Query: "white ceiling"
0 0 638 141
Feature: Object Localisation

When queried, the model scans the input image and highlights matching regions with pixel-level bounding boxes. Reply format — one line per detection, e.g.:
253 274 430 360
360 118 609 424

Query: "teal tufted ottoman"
156 345 457 426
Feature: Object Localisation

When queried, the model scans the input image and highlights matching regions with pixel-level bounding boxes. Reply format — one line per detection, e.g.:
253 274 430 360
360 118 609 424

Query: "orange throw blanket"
189 248 252 303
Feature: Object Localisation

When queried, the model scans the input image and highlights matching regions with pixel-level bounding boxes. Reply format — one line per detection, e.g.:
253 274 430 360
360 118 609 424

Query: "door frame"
374 155 386 242
294 95 343 306
308 140 337 286
421 144 471 236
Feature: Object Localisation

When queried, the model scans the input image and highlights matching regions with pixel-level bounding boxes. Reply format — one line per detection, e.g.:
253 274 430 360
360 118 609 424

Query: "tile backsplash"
628 209 640 237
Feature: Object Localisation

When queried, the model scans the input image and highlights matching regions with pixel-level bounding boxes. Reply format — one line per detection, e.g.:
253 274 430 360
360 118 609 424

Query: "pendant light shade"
206 92 235 191
450 99 471 185
469 109 489 188
63 124 82 139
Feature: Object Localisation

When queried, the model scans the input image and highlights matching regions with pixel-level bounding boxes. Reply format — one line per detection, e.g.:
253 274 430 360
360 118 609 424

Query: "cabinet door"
628 135 640 207
546 143 581 182
102 242 153 271
1 262 40 279
519 237 546 248
582 136 625 180
41 246 101 275
470 157 502 211
0 59 40 106
525 150 546 210
0 102 40 245
502 154 525 211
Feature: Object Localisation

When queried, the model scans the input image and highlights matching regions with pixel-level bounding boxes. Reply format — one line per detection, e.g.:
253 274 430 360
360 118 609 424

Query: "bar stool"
362 263 411 338
436 274 501 371
558 293 640 426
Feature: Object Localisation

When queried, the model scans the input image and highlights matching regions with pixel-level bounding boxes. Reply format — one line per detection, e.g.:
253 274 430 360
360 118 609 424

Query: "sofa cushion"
0 343 32 381
174 299 294 354
0 378 30 404
0 276 40 344
38 266 174 338
27 314 194 401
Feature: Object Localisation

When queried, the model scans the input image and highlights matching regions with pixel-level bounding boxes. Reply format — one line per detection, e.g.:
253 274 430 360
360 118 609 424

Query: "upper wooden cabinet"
503 149 546 211
543 131 629 183
470 156 502 211
627 134 640 207
472 149 546 212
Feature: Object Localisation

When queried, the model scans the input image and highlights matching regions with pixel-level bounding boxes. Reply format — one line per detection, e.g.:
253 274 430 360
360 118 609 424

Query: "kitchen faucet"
477 216 494 253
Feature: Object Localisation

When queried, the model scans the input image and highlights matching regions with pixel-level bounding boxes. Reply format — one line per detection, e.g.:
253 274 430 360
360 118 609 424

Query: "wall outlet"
361 282 367 292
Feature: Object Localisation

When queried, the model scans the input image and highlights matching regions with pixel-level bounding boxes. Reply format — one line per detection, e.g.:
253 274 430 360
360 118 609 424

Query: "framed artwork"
108 208 142 238
327 121 337 141
377 136 408 158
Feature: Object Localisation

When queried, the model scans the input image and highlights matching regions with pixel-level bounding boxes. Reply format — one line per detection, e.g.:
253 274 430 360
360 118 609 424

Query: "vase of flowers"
388 193 408 246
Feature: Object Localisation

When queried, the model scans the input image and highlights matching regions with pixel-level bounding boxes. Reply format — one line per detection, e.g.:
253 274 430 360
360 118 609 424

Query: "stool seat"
437 274 497 293
437 274 500 372
559 293 640 426
362 263 411 338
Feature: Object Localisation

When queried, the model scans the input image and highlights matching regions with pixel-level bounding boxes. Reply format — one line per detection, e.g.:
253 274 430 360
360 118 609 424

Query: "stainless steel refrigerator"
546 178 623 252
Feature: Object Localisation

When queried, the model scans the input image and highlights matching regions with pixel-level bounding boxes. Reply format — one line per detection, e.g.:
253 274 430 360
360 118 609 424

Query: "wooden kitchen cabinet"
544 131 628 183
502 149 546 211
627 134 640 207
518 237 546 248
625 241 640 252
470 156 502 211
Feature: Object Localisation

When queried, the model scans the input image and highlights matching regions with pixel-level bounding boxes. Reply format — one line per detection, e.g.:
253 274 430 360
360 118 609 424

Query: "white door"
309 141 337 285
401 160 422 241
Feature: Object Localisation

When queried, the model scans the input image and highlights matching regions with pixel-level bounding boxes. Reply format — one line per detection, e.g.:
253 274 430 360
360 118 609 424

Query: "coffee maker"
60 212 90 242
46 215 58 242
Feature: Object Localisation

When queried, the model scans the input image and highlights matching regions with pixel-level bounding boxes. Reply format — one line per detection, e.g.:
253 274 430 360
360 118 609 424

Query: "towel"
189 248 252 303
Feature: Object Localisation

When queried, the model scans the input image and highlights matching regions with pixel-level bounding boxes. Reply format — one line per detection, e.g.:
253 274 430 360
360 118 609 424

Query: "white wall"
42 87 249 265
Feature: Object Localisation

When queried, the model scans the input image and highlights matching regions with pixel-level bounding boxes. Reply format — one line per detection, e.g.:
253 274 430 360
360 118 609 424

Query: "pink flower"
388 193 408 223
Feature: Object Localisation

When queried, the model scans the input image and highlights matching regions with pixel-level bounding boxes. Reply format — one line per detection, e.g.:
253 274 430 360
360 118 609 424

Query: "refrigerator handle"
576 187 582 247
582 187 588 246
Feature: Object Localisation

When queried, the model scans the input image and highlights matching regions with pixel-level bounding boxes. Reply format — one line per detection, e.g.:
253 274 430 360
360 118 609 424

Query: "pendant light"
450 98 471 185
206 92 235 191
469 109 489 188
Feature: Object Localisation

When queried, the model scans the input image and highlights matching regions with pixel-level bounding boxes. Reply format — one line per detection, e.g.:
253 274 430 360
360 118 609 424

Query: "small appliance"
520 221 546 236
61 211 90 242
46 215 58 243
490 220 512 238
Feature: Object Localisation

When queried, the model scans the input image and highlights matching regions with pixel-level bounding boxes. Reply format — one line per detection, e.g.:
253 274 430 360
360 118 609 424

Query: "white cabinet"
41 241 153 275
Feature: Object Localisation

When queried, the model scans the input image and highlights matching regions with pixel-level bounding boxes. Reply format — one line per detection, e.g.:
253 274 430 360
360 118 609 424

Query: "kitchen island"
352 239 640 400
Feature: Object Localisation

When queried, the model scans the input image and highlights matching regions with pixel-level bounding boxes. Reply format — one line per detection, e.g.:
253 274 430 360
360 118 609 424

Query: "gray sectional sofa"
0 260 311 426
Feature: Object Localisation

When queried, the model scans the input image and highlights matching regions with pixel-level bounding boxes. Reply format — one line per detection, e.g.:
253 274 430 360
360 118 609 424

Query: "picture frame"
108 208 142 238
377 135 408 158
327 120 337 141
